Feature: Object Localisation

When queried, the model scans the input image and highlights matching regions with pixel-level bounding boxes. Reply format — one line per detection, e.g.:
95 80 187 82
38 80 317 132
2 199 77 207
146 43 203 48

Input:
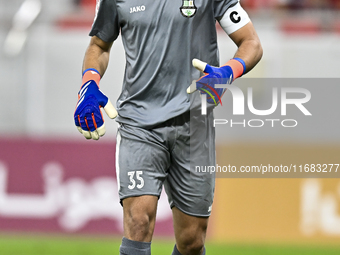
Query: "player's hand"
74 80 117 140
187 58 235 105
187 58 246 105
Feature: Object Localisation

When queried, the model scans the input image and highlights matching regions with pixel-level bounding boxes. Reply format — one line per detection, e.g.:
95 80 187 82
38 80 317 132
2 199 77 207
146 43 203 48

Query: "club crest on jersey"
180 0 197 18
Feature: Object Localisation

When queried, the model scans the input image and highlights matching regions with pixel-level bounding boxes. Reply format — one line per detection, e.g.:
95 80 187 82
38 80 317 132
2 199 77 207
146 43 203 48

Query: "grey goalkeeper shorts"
115 110 215 217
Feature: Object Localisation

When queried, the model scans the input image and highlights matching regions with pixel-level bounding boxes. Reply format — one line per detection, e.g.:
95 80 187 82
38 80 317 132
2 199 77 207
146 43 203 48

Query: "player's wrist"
82 68 101 88
223 58 246 80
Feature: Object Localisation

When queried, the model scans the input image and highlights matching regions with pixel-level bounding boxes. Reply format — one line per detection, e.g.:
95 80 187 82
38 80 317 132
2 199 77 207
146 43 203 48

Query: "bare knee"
176 226 206 255
122 195 158 242
176 231 205 255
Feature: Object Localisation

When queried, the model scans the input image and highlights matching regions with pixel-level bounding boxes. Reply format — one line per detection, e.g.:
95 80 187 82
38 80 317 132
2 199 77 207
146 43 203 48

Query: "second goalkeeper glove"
74 68 117 140
187 58 246 105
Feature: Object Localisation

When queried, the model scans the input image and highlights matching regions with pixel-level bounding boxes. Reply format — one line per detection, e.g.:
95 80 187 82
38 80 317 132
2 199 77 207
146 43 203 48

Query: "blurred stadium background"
1 0 340 254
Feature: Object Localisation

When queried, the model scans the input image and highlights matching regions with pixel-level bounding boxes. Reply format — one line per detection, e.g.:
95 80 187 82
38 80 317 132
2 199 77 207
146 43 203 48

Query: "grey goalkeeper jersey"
90 0 238 128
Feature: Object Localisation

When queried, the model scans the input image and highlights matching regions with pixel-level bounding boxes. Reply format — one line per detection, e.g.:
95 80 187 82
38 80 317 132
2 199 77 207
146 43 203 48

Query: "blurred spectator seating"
241 0 340 10
56 0 96 29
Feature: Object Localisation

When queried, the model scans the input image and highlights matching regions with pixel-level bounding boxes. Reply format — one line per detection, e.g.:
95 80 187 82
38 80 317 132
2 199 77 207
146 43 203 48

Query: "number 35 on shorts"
127 171 144 189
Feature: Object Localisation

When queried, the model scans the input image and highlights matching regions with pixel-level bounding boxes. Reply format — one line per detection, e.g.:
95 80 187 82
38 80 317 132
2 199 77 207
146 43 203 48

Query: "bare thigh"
122 195 158 242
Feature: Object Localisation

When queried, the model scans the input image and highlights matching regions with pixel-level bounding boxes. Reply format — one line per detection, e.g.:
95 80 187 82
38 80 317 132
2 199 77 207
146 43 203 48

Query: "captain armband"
219 2 251 35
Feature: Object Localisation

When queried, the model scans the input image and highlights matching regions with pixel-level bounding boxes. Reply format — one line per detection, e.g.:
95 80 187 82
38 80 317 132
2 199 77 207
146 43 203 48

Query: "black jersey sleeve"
214 0 239 20
89 0 120 42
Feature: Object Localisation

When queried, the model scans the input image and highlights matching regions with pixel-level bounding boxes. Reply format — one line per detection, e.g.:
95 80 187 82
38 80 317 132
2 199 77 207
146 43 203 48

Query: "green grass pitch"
1 234 340 255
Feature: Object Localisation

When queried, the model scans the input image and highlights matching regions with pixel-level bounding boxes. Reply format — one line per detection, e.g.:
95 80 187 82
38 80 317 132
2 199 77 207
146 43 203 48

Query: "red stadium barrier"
0 138 173 235
333 20 340 34
80 0 96 9
280 18 322 34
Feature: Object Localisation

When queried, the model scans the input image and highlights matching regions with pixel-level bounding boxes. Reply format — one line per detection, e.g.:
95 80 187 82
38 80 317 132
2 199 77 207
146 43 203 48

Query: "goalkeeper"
74 0 262 254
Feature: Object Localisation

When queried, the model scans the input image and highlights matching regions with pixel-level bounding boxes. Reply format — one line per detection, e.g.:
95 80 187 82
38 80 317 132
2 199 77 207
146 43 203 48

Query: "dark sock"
171 245 206 255
119 237 151 255
171 245 182 255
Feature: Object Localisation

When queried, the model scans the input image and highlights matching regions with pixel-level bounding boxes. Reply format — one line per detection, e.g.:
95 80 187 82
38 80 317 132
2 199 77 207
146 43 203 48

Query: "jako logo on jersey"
130 5 145 13
180 0 197 18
